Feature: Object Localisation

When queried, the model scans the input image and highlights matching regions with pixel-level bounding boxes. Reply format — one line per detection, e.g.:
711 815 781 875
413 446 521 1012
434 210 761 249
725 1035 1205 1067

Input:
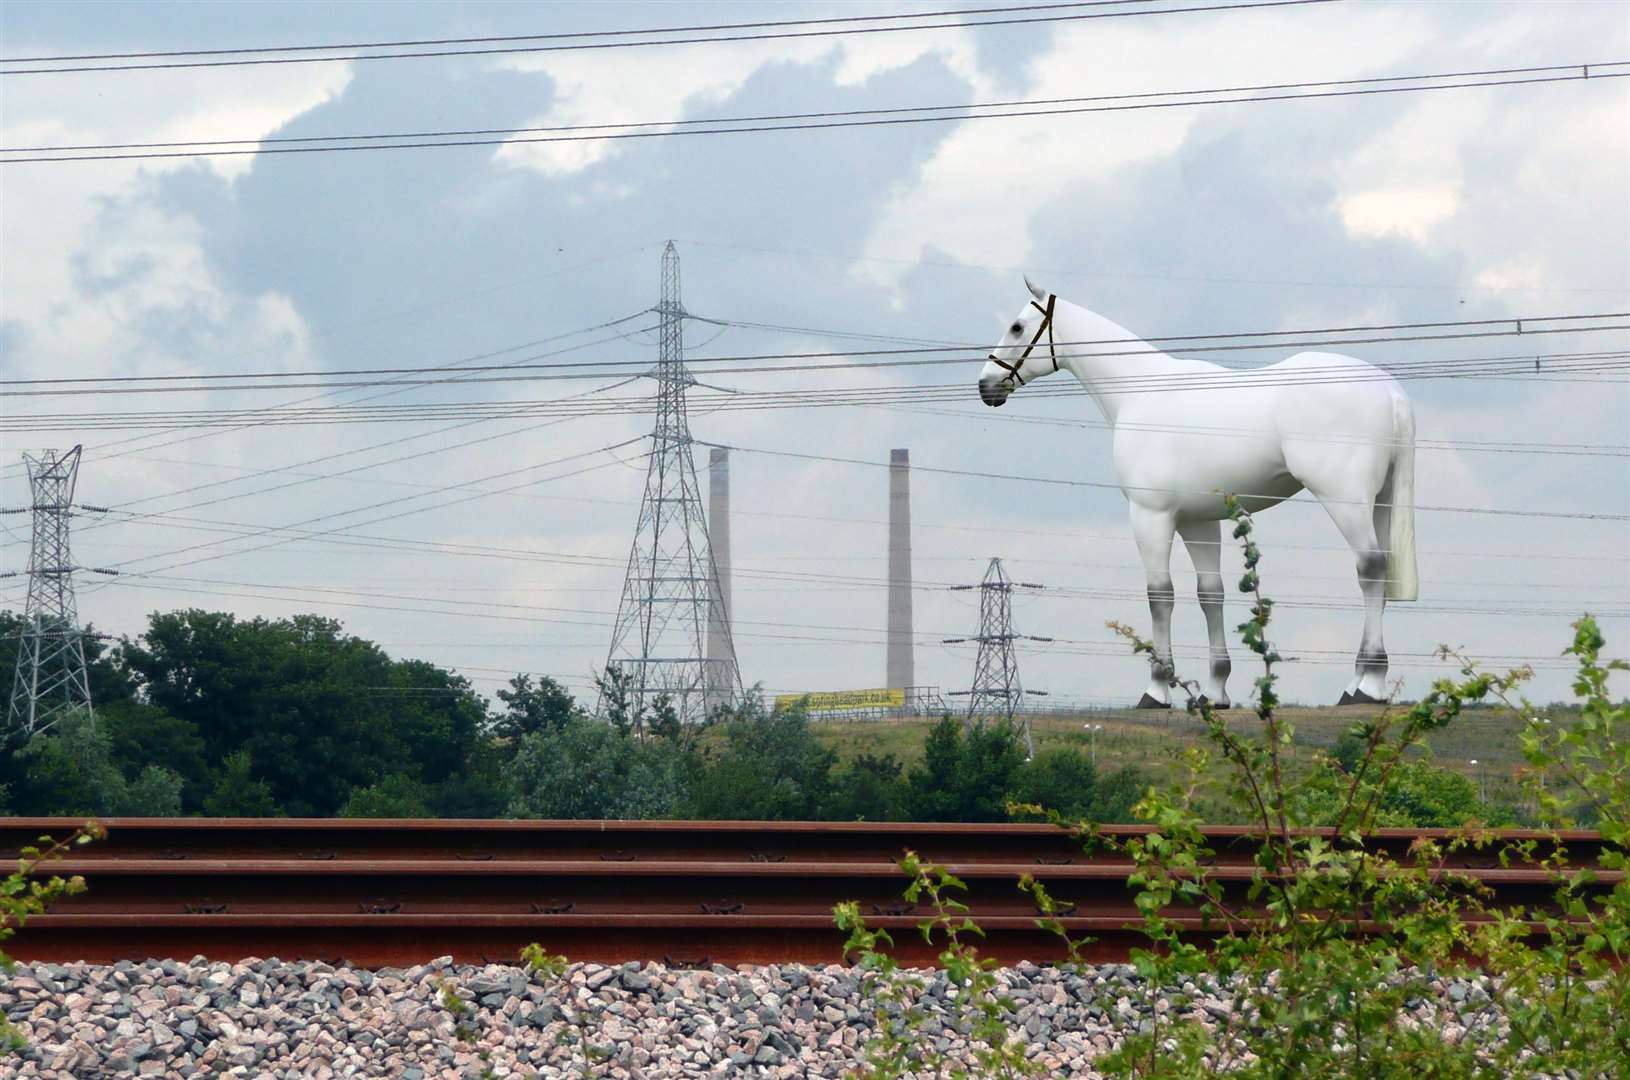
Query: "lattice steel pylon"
945 558 1050 756
5 446 105 739
603 242 742 724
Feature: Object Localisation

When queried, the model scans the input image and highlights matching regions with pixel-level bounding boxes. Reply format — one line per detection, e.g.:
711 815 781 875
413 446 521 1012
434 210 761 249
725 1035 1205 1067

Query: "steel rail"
2 819 1609 968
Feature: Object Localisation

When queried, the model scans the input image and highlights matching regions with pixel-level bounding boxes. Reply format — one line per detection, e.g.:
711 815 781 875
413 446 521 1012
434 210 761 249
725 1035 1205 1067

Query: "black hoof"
1337 691 1354 706
1337 689 1385 706
1135 693 1170 710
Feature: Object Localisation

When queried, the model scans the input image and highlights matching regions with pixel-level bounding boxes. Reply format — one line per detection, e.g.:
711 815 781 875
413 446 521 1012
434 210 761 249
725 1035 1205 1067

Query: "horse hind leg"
1179 519 1231 708
1319 495 1390 704
1129 505 1178 709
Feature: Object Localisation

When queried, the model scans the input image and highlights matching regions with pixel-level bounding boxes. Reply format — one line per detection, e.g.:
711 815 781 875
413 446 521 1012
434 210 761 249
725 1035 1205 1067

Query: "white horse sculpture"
978 279 1418 708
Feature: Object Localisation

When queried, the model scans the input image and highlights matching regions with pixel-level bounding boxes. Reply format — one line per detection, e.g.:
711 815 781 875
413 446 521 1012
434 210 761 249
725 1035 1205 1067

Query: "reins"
987 293 1058 386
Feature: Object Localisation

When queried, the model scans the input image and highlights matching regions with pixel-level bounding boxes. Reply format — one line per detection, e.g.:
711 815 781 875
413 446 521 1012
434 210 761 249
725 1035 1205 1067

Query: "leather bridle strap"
987 293 1057 386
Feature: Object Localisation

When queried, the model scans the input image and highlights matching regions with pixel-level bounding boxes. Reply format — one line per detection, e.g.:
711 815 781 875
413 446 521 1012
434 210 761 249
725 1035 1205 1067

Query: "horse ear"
1023 275 1047 301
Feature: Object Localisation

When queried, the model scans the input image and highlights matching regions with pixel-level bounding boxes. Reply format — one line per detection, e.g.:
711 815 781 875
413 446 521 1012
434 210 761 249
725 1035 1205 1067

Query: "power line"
7 62 1623 163
8 352 1625 436
11 60 1597 155
28 510 1622 600
0 1 1334 76
697 441 1630 522
0 307 658 479
70 573 1624 674
54 495 1630 584
69 377 642 531
38 417 1619 606
5 312 1625 393
99 438 651 580
678 238 1630 296
0 3 1164 63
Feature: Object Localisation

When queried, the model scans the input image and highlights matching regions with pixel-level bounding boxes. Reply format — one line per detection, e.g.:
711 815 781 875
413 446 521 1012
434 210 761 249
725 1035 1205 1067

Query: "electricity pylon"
603 242 741 724
5 446 114 738
945 558 1050 756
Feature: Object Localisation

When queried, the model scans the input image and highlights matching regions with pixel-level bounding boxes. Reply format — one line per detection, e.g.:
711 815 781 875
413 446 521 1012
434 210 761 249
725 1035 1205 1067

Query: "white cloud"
855 2 1428 292
490 30 989 178
1338 186 1460 243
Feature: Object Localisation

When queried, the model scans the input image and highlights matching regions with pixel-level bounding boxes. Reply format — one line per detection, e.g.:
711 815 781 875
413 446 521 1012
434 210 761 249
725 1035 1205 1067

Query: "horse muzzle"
978 374 1010 407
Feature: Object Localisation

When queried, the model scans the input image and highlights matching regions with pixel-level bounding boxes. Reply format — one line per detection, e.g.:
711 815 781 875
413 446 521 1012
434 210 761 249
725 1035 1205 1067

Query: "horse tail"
1379 389 1418 602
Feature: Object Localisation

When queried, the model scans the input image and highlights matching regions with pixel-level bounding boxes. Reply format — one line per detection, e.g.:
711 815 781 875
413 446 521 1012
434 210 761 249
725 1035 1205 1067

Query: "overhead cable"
0 1 1335 76
5 61 1621 163
4 311 1623 391
697 440 1630 522
7 353 1626 434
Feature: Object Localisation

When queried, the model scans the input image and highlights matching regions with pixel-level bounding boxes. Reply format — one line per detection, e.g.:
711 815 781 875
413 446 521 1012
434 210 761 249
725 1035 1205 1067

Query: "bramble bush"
835 852 1043 1080
842 495 1627 1078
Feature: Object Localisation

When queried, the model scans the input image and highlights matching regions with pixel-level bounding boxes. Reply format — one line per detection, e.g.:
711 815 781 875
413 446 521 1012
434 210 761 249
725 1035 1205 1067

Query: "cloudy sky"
2 0 1626 713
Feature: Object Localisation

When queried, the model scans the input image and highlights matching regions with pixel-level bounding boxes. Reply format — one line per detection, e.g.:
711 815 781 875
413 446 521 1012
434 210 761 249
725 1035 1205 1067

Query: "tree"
490 673 579 742
823 752 910 822
1009 748 1143 823
905 717 1027 822
8 711 182 816
340 773 435 818
119 611 488 816
686 696 836 820
1294 756 1510 827
506 718 686 820
202 750 278 817
99 701 208 810
592 665 641 735
10 710 128 815
123 765 184 816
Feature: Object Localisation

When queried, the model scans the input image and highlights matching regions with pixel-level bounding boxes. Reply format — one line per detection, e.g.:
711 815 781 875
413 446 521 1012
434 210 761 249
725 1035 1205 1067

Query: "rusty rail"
1 818 1610 968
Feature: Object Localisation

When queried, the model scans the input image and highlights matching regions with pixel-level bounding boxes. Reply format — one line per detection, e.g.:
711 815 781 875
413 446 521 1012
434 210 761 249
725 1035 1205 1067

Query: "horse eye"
1010 323 1022 334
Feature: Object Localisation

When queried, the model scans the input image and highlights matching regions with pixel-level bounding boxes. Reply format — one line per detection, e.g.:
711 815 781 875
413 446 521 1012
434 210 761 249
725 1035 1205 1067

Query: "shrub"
202 750 279 817
823 752 910 822
1294 756 1512 827
10 712 183 816
905 716 1026 821
339 773 436 818
686 696 836 820
506 717 686 820
1009 747 1142 823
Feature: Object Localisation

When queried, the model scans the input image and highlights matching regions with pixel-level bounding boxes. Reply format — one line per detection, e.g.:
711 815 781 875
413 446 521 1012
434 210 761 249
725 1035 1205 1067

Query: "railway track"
2 818 1611 968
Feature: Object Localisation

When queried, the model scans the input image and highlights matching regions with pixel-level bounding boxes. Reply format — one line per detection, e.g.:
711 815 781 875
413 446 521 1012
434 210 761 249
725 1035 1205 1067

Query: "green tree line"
0 608 1505 826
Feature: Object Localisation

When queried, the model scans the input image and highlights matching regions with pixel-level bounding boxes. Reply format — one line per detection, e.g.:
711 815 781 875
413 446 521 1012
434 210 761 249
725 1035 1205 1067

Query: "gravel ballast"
4 957 1507 1078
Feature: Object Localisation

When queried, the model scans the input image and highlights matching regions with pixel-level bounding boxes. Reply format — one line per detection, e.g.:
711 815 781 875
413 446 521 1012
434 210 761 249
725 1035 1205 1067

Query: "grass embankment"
808 704 1550 814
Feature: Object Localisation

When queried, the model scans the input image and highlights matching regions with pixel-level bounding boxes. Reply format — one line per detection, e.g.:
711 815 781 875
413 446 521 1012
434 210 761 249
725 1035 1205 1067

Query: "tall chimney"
887 448 914 690
705 447 733 712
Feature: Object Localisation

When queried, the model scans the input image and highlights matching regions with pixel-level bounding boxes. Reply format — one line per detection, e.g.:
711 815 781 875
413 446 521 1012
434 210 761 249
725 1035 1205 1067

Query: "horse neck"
1052 301 1210 425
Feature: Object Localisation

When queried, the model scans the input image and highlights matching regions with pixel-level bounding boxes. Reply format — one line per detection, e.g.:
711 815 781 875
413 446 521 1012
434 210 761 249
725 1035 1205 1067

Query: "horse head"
979 276 1061 407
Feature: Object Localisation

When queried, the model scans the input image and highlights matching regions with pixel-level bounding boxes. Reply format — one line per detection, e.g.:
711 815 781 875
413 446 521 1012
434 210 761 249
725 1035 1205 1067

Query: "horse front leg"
1129 504 1178 708
1179 519 1231 708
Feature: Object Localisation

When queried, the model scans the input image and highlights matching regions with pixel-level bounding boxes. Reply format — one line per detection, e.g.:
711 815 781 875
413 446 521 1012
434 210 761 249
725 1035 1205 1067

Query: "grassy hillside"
809 702 1554 815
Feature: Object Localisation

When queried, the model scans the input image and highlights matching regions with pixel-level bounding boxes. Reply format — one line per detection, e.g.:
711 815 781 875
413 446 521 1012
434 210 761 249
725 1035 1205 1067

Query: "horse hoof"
1337 691 1354 706
1337 689 1385 706
1135 693 1170 710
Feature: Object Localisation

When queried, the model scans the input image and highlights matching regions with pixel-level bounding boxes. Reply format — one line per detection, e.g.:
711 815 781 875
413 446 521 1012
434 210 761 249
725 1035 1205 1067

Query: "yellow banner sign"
775 688 906 713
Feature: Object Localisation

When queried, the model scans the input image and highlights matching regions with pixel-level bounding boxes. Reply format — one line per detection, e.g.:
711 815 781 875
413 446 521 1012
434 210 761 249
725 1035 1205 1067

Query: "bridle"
987 293 1057 387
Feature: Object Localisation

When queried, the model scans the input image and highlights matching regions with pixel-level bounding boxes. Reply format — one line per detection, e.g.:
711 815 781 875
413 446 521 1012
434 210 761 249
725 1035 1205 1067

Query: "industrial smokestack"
705 447 734 712
887 448 914 691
